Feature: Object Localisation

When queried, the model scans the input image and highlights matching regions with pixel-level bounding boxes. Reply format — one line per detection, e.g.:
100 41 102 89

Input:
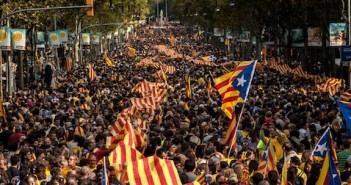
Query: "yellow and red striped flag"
88 64 97 80
132 80 164 94
185 173 206 185
195 173 206 185
106 135 125 150
110 117 129 136
0 98 6 122
74 126 85 137
160 65 168 86
131 97 157 110
341 90 351 102
104 54 114 67
256 161 267 177
264 139 276 174
281 154 288 185
186 74 191 98
123 122 146 147
124 156 182 185
109 142 143 173
224 115 237 151
64 58 72 72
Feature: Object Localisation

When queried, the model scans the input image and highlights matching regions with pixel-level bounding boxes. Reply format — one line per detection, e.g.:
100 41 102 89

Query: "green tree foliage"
0 0 150 34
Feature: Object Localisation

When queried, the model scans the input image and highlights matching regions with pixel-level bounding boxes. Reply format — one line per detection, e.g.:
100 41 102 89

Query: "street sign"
341 45 351 62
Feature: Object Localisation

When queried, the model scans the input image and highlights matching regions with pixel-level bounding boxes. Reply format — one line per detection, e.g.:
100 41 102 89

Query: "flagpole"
227 60 258 158
263 138 272 178
328 151 336 185
227 103 245 158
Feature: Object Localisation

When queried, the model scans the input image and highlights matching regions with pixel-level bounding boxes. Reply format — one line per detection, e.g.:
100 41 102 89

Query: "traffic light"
86 0 94 16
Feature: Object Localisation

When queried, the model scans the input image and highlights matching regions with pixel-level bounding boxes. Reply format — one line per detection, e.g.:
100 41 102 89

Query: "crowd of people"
0 22 349 185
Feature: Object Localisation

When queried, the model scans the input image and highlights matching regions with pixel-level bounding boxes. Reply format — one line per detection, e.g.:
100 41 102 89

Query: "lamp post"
348 0 351 87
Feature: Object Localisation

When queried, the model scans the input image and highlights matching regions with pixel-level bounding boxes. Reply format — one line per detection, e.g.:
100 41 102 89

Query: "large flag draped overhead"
124 156 182 185
214 60 257 119
337 100 351 131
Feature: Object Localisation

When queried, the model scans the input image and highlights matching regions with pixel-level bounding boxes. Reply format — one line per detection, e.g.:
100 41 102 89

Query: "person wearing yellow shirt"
62 154 81 178
259 125 288 161
290 156 307 184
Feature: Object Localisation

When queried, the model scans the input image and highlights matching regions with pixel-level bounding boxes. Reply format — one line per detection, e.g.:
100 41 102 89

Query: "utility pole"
6 16 12 95
0 50 2 98
166 0 168 22
156 0 159 22
348 0 351 87
54 15 60 70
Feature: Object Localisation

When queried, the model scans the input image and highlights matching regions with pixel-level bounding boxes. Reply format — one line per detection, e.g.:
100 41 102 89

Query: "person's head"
22 174 37 185
287 166 298 183
251 172 264 185
68 154 79 167
88 154 97 169
44 137 52 148
10 155 20 166
267 170 279 185
343 140 351 150
184 159 196 172
87 139 96 150
108 166 117 182
156 148 168 159
0 158 7 170
283 142 293 152
20 148 32 163
290 156 301 167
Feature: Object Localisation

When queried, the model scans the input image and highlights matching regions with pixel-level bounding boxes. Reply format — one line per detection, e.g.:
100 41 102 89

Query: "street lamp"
229 0 235 6
215 0 220 12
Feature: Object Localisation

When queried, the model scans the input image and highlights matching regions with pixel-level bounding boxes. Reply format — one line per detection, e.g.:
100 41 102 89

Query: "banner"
330 23 347 46
81 33 90 46
48 31 60 48
0 27 11 50
11 28 26 50
308 27 322 46
57 29 68 44
237 31 250 42
36 31 45 43
92 34 99 45
291 29 304 47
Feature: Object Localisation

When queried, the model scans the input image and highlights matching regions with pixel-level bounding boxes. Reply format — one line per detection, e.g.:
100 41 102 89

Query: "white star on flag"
237 75 247 87
315 142 327 155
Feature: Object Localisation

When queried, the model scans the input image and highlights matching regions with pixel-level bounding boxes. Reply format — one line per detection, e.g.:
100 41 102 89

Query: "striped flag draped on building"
214 61 257 119
124 156 182 185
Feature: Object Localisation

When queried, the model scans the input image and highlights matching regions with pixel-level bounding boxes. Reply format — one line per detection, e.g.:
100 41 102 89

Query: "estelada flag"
214 61 257 119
